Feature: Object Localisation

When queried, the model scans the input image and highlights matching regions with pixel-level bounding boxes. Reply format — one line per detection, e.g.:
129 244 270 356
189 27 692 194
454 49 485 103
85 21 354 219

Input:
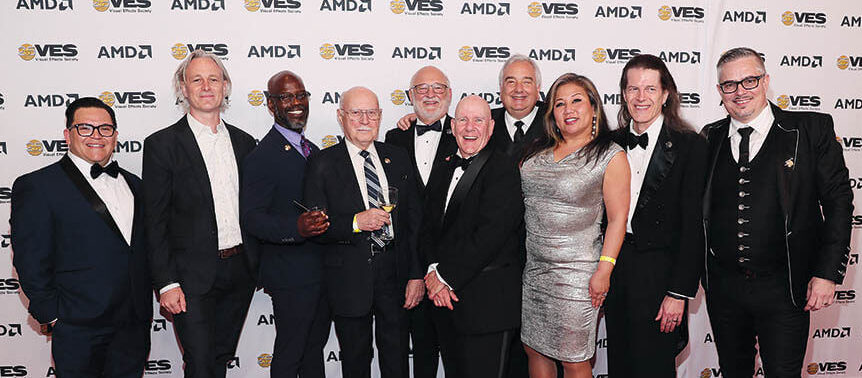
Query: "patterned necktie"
300 135 312 158
738 127 754 165
359 150 386 247
514 120 525 144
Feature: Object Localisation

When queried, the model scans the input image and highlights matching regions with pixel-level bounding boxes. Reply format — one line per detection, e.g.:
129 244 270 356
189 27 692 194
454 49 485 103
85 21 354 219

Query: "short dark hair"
716 47 765 76
65 97 117 129
618 54 692 132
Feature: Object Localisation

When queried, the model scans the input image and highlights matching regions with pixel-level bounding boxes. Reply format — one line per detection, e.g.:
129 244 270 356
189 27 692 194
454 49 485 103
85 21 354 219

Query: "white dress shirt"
414 117 445 186
187 114 242 250
626 115 663 233
728 105 774 163
68 153 134 244
504 106 539 141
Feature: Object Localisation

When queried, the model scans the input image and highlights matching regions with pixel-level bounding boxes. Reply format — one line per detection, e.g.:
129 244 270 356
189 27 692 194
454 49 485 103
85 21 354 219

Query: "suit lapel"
635 123 676 215
176 118 215 207
443 147 492 229
335 142 366 211
427 116 457 193
120 169 142 248
703 120 730 219
59 155 128 246
770 106 799 225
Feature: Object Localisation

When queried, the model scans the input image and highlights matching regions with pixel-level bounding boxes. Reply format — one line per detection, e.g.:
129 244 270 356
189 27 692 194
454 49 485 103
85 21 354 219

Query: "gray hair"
498 54 542 89
716 47 766 78
172 49 232 112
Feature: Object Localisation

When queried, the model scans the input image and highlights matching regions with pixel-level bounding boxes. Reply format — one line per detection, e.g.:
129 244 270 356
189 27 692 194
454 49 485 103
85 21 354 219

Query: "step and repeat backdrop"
1 0 860 377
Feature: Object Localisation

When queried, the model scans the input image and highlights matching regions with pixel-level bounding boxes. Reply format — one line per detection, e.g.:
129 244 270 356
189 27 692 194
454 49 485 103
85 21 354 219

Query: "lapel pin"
665 141 672 149
384 157 391 164
785 159 794 168
284 144 292 151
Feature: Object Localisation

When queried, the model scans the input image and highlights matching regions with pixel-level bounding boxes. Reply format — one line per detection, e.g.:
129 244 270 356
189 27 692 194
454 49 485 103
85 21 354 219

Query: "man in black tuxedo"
11 97 152 377
142 50 257 378
303 86 424 378
384 65 457 378
604 54 707 377
702 47 853 377
241 70 330 378
421 95 524 378
490 54 547 155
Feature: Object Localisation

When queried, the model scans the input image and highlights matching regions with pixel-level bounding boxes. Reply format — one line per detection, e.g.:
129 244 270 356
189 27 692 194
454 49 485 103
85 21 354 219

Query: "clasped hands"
425 270 459 310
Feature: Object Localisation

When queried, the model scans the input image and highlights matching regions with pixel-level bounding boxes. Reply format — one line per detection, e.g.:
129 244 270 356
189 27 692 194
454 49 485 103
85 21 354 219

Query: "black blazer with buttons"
701 103 853 306
303 140 423 317
384 116 457 201
241 127 323 290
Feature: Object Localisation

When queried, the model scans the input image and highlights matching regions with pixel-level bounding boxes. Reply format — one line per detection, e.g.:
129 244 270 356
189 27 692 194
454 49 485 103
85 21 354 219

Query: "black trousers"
173 255 255 378
705 262 809 378
333 254 408 378
605 242 681 377
434 307 517 378
52 320 150 378
269 283 330 378
408 298 442 378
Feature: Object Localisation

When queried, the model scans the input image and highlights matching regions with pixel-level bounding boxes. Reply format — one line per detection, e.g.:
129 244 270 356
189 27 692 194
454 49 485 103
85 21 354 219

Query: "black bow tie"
448 155 474 170
416 120 442 136
627 132 649 150
90 161 120 179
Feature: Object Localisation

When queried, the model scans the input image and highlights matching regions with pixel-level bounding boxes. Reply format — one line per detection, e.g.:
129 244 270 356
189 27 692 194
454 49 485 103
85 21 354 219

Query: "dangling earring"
591 116 597 138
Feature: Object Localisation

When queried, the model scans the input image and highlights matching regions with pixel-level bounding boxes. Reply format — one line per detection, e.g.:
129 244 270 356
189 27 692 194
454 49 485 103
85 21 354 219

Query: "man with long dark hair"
604 54 708 376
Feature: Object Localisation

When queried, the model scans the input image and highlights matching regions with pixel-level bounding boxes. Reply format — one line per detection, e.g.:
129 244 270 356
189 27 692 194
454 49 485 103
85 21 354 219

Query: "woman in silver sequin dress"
519 73 630 378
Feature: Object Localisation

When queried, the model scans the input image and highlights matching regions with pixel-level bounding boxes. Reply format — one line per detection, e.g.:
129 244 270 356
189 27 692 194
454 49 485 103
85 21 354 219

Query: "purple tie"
300 136 312 158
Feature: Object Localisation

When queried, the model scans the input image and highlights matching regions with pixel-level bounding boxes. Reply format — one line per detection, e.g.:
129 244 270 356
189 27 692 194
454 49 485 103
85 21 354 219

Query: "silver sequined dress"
519 143 623 362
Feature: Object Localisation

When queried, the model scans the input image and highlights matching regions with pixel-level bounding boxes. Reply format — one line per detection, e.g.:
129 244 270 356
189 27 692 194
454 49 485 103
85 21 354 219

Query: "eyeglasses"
265 91 311 103
341 108 382 121
69 123 116 137
718 74 765 94
410 83 449 95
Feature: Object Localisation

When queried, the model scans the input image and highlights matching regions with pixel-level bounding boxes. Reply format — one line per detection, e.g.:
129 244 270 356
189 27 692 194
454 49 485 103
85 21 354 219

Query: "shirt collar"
187 113 226 137
345 138 379 159
504 105 539 128
630 114 663 147
67 152 116 180
729 105 774 138
273 123 303 146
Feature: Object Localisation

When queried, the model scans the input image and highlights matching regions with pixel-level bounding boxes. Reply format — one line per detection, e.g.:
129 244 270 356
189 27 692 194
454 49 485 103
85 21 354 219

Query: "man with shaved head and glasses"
12 97 152 377
701 47 853 377
304 87 424 378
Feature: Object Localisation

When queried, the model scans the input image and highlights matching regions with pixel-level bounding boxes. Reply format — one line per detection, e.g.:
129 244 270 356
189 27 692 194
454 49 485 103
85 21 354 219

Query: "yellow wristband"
599 256 616 265
352 214 361 233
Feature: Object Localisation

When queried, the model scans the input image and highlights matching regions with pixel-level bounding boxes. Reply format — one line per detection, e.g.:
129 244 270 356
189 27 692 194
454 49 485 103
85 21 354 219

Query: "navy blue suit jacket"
241 127 323 290
11 155 152 326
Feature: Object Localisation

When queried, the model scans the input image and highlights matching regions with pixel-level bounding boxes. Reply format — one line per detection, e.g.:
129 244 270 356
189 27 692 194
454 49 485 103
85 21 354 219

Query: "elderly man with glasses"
304 86 424 378
701 47 853 377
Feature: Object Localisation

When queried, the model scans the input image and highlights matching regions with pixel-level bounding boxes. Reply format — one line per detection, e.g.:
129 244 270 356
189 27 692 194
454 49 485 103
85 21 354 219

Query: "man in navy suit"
304 87 424 378
241 70 330 378
11 97 152 377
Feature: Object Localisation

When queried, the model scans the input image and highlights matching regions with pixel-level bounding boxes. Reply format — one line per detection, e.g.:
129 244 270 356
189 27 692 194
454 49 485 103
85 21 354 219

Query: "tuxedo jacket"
241 127 322 290
303 141 422 317
701 103 853 306
142 116 258 294
490 101 548 156
610 123 708 297
419 146 524 335
11 155 152 326
384 116 458 200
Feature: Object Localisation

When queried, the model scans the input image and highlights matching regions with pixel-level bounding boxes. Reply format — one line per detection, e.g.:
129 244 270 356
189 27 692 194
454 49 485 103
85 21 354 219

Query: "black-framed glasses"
265 90 311 103
340 108 382 121
69 123 116 137
718 74 765 94
410 83 449 95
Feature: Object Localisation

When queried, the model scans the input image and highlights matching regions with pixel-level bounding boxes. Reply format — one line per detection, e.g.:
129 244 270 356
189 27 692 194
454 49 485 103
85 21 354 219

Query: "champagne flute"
380 187 398 241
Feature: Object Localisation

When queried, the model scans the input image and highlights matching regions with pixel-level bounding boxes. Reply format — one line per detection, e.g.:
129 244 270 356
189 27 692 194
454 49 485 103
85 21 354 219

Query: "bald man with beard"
385 66 457 378
241 71 330 378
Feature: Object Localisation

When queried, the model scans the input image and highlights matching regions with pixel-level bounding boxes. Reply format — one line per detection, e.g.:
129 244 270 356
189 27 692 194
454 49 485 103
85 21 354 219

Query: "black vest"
710 128 786 272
